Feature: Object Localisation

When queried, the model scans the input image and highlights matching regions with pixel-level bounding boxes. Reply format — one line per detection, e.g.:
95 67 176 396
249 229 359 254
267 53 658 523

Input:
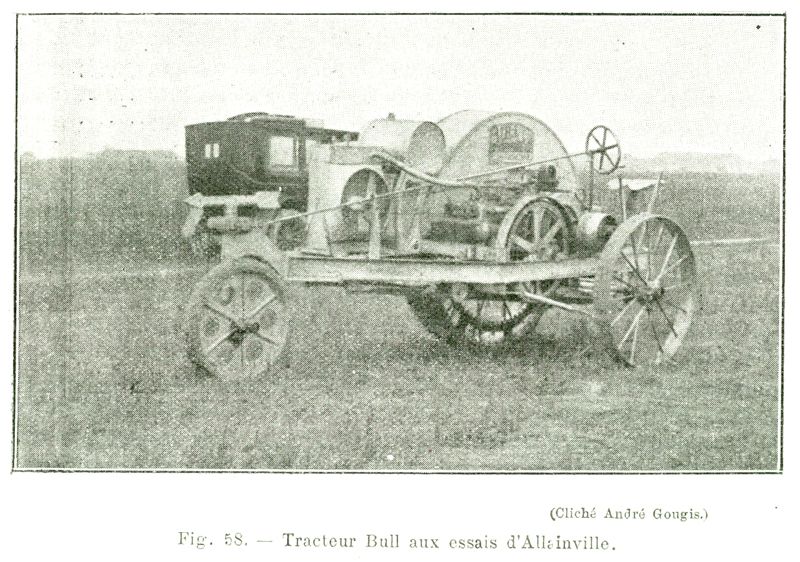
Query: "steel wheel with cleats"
407 284 546 346
594 213 698 366
186 257 290 380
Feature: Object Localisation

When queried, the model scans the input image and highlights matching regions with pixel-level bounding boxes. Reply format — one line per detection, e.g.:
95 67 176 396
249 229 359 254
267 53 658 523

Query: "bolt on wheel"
594 214 698 366
185 257 290 380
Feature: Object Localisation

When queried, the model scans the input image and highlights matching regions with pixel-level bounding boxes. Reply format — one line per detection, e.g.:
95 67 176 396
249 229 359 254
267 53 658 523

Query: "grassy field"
14 162 782 471
18 156 780 269
17 154 191 270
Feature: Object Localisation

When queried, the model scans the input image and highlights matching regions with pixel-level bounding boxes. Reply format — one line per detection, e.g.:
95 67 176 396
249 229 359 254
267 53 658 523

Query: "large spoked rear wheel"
186 257 290 380
594 214 699 366
407 285 547 346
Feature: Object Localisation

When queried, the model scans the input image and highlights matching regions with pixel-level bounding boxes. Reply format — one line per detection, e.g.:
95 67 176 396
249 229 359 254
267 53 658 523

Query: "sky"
17 14 784 161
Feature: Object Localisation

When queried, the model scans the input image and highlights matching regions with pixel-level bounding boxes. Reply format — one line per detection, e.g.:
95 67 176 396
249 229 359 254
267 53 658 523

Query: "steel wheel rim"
595 214 698 366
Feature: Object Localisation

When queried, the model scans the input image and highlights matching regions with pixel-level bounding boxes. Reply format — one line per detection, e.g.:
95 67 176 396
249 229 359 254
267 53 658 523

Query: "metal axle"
519 290 597 318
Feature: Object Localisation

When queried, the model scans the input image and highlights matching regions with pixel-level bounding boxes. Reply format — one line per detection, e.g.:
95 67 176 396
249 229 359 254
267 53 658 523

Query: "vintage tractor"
183 110 699 380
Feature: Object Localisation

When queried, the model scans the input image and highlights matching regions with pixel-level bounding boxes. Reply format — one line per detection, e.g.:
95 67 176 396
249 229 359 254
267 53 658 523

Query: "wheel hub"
636 284 665 306
228 321 261 347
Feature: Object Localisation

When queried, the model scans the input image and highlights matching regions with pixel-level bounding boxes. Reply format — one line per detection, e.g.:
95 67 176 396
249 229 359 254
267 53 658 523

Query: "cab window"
204 142 220 158
268 135 298 168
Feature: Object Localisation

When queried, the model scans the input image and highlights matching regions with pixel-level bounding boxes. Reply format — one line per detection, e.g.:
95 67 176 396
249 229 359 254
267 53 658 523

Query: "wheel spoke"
512 234 537 254
244 293 277 322
611 296 638 326
618 306 646 348
629 315 640 364
649 223 666 281
629 232 644 281
205 330 234 355
636 222 648 269
532 207 542 242
204 301 239 324
539 221 562 250
654 254 689 286
654 299 679 338
620 251 648 286
639 222 659 279
649 313 665 357
250 330 279 346
656 234 678 282
519 212 529 242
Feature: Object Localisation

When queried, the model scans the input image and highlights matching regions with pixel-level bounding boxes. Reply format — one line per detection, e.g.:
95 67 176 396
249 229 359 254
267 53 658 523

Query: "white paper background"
2 2 795 560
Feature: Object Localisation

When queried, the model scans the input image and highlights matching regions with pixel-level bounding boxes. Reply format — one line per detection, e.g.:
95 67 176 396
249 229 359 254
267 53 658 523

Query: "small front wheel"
185 257 290 380
594 214 699 366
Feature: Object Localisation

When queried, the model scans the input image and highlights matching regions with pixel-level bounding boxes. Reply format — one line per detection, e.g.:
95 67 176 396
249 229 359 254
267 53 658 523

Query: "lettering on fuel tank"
489 123 534 161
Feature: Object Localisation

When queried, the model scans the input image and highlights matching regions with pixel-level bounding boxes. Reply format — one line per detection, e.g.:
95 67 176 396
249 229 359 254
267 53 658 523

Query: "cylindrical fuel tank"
359 118 446 174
